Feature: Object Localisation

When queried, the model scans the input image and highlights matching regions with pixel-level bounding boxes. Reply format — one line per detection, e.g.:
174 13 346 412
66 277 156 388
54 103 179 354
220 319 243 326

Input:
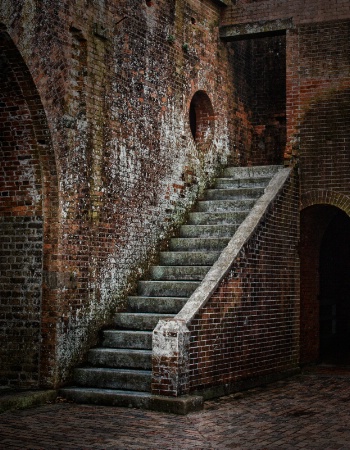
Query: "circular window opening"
189 91 215 150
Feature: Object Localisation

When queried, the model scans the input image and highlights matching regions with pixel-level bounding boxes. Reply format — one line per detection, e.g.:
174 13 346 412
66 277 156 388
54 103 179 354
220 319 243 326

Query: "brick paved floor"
1 371 350 449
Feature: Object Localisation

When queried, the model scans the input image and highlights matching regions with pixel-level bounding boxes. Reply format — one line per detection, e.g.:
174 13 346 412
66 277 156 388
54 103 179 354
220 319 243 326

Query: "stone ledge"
0 390 57 414
60 387 203 415
220 18 293 40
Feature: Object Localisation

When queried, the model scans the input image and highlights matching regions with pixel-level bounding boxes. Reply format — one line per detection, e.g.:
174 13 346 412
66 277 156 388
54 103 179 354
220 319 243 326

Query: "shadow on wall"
0 28 58 389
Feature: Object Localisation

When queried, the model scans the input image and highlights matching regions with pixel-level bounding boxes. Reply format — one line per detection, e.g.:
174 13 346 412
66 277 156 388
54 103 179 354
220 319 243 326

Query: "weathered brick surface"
221 0 350 27
0 30 59 388
187 171 299 394
295 21 350 364
0 0 349 392
0 0 233 387
221 0 350 372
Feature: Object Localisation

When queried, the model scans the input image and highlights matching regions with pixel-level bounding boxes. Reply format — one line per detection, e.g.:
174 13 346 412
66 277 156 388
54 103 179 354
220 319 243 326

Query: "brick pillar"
152 319 190 397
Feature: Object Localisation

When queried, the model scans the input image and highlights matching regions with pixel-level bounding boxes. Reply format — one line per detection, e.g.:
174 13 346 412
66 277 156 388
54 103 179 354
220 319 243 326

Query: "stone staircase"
60 165 281 413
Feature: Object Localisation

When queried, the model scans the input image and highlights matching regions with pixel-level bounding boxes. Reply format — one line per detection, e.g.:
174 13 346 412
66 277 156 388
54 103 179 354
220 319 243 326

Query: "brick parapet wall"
187 170 299 394
152 168 300 397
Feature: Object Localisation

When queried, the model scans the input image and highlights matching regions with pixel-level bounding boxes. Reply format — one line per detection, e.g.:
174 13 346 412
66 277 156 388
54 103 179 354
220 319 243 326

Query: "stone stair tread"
89 348 152 355
115 313 174 331
126 296 188 313
74 367 152 392
169 237 230 251
188 211 250 225
195 199 256 212
179 224 238 238
203 187 264 198
138 280 201 297
115 312 173 319
102 330 152 349
150 265 211 281
214 176 271 185
76 367 151 374
222 165 281 178
88 347 152 369
159 251 221 266
59 387 204 414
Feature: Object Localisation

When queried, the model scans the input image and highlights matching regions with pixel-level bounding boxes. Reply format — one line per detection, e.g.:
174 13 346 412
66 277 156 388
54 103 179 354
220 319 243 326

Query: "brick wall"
187 171 299 394
296 21 350 363
0 217 43 387
0 31 44 387
221 0 350 27
1 0 349 389
221 0 350 368
0 0 233 387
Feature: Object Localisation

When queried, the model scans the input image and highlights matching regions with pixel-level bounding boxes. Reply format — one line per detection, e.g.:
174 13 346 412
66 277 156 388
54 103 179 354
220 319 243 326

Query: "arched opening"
319 210 350 364
300 205 350 366
0 29 58 388
189 91 215 151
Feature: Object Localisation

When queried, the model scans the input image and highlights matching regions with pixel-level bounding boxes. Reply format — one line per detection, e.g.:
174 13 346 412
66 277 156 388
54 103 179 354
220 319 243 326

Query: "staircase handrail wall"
152 166 298 397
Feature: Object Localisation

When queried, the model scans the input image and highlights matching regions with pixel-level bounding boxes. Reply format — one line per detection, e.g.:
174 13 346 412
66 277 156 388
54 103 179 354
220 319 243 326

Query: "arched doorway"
0 28 58 388
300 205 350 366
319 210 350 363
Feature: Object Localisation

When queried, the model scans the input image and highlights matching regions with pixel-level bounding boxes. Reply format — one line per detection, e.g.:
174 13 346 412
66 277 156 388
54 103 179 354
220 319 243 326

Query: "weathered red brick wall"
0 30 59 388
0 0 233 387
221 0 350 367
187 171 299 394
1 0 349 389
221 0 350 28
297 21 350 363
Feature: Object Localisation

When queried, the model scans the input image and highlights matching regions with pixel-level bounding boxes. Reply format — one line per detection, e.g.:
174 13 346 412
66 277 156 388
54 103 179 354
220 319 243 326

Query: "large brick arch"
301 190 350 217
0 26 59 388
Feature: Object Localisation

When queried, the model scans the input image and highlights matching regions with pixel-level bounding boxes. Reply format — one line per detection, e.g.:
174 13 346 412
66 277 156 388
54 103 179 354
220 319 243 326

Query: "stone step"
88 348 152 370
127 296 188 313
214 176 271 189
188 211 249 225
115 313 173 331
195 199 256 212
169 237 230 251
179 224 238 238
74 367 152 392
150 265 211 281
138 280 200 297
59 387 204 415
203 187 264 201
222 165 280 178
102 330 152 349
159 250 220 266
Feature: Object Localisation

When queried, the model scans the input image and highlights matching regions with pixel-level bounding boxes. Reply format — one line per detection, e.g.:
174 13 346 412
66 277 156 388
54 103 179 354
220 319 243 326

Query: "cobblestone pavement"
1 370 350 449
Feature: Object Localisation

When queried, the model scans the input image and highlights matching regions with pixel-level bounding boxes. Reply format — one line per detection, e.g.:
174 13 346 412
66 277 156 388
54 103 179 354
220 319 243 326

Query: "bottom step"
60 387 203 415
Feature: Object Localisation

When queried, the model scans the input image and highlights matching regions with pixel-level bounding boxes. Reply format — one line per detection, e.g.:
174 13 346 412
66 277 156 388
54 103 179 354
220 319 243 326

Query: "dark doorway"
300 205 350 366
319 209 350 364
228 32 286 165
